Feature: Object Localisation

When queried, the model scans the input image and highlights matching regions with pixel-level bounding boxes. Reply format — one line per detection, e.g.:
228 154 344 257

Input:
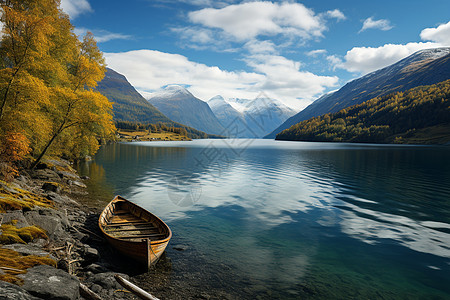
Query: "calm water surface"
78 139 450 299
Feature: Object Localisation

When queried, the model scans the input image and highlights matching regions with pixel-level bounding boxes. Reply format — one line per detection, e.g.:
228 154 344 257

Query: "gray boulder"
24 209 70 241
31 169 60 181
87 272 129 290
20 265 80 300
0 210 29 228
0 280 41 300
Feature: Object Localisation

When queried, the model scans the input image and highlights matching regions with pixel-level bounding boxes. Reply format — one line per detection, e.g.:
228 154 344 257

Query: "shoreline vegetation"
117 129 191 142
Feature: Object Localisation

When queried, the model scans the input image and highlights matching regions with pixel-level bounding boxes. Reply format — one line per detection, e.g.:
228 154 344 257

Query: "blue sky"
62 0 450 110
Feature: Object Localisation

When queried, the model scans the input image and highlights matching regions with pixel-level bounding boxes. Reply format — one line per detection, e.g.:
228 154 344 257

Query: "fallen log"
114 274 160 300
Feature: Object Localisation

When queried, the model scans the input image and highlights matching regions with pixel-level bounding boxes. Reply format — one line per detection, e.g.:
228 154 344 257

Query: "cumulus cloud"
326 55 342 70
243 54 338 108
323 9 346 21
359 17 393 33
244 40 278 54
335 42 440 74
60 0 92 19
329 21 450 74
74 28 132 43
306 49 327 57
188 2 326 42
153 0 238 8
105 50 338 110
420 21 450 45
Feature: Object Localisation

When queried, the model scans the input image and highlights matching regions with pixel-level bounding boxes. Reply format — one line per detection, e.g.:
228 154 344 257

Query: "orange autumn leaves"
0 0 115 177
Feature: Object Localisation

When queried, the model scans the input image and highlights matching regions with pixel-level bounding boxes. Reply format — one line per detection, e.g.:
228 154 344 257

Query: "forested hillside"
96 68 172 124
0 0 115 179
276 80 450 144
267 48 450 138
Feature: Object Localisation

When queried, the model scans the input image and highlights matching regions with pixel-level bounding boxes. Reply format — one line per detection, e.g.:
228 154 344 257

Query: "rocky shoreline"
0 159 141 300
0 158 247 300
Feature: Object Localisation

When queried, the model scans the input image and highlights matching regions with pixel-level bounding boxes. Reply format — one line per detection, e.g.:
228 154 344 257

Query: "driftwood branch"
79 283 103 300
0 266 23 273
114 274 160 300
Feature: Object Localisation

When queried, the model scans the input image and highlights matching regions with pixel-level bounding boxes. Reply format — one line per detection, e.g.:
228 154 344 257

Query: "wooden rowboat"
99 196 172 269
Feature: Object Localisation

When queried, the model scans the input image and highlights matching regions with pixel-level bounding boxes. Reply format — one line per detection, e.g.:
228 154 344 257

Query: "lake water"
78 139 450 299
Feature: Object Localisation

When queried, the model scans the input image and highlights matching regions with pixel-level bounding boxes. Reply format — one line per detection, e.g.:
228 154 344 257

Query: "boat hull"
99 196 172 268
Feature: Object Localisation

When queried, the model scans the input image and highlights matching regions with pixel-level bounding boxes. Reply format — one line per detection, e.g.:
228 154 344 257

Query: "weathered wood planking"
99 196 172 269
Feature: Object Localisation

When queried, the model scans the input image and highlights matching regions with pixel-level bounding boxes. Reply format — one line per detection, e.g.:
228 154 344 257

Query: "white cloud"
60 0 92 19
243 54 338 109
359 17 393 33
188 2 326 42
244 40 278 55
306 49 327 57
171 27 237 52
74 28 132 43
105 49 263 101
420 21 450 45
153 0 237 8
329 22 450 74
105 50 338 110
326 55 342 70
334 42 441 74
324 9 346 21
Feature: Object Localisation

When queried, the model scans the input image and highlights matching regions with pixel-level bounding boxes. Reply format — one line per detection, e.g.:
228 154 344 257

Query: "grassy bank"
117 129 191 142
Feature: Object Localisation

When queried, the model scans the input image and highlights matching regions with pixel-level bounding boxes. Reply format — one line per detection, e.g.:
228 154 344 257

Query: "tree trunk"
31 131 60 169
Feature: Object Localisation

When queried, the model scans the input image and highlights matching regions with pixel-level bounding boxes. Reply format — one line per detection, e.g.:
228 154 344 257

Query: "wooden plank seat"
105 225 158 230
105 227 160 233
118 233 167 239
106 220 150 226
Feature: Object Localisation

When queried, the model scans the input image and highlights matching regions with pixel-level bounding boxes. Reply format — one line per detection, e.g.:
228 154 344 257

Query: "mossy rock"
0 224 47 244
0 180 54 213
42 182 61 193
0 247 56 285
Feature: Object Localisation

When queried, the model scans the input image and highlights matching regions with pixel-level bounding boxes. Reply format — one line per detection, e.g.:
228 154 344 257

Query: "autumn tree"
31 32 115 167
0 0 115 177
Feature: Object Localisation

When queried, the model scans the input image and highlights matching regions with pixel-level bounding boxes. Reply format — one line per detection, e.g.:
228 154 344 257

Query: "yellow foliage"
0 247 56 285
0 0 116 172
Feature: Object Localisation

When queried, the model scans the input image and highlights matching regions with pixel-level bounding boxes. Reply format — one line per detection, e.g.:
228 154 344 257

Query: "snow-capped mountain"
147 85 225 135
207 96 252 138
208 95 296 138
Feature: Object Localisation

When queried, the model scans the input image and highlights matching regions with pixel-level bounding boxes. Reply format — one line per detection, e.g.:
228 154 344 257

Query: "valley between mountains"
96 47 450 145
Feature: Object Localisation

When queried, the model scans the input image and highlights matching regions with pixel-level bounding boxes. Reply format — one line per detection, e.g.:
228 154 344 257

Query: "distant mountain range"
96 69 218 139
266 47 450 138
208 95 296 138
146 86 296 137
147 86 225 135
